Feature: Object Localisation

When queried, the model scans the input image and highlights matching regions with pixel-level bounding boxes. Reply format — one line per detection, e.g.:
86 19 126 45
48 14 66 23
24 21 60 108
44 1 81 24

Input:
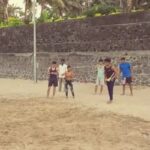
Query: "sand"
0 78 150 150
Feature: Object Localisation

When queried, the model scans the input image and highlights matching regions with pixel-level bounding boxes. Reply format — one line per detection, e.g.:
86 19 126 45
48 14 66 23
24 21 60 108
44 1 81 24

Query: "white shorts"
96 77 105 86
122 78 126 85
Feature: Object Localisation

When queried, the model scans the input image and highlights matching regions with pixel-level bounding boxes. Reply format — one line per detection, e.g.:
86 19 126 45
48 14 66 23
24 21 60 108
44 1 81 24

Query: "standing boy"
104 58 118 103
95 59 105 94
119 57 133 96
65 65 75 98
58 59 67 92
47 61 58 98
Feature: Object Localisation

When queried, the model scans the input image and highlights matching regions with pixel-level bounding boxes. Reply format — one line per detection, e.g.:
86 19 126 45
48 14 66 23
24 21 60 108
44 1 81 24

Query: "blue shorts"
48 77 58 87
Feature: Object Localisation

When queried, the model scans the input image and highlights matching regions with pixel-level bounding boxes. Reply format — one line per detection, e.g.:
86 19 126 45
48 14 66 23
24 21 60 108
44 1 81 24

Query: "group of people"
47 59 75 99
95 57 133 103
47 57 133 104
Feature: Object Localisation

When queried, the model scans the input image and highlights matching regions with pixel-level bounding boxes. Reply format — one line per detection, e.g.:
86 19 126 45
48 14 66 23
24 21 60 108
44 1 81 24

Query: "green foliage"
37 9 64 23
65 15 86 21
0 17 23 28
97 5 117 15
84 4 117 17
0 22 8 28
84 7 97 17
7 17 23 27
54 17 65 22
38 10 51 23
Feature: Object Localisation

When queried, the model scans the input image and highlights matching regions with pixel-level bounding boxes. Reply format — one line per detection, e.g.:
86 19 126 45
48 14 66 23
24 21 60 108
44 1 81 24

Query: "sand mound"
0 99 150 150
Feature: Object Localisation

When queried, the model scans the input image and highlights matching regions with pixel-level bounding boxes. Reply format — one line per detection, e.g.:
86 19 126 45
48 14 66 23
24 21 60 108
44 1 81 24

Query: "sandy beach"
0 78 150 150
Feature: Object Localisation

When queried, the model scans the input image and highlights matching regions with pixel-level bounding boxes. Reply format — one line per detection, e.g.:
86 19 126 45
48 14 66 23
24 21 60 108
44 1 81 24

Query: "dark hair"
98 59 103 62
61 59 65 62
52 61 57 64
104 58 111 63
67 65 71 69
121 57 125 60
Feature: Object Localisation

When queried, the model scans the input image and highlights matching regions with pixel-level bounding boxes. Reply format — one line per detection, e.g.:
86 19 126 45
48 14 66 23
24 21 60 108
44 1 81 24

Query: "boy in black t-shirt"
47 61 58 98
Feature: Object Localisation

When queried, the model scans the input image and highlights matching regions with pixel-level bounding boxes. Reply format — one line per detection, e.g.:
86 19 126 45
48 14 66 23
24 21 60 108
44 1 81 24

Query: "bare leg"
47 87 51 98
129 84 133 96
95 85 98 94
53 86 56 97
59 78 62 92
122 84 126 95
100 85 103 94
70 82 75 98
65 82 68 98
62 78 65 92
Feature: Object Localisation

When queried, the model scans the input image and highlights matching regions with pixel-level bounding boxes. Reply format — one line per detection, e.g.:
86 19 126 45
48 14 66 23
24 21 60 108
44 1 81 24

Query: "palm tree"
62 0 83 16
37 0 83 17
0 0 8 22
135 0 150 10
7 4 22 18
24 0 32 23
127 0 133 12
37 0 49 17
46 0 65 16
35 0 64 17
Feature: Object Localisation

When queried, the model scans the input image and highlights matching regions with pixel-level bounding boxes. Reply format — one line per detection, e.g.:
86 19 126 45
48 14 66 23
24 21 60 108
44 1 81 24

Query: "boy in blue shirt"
119 57 133 96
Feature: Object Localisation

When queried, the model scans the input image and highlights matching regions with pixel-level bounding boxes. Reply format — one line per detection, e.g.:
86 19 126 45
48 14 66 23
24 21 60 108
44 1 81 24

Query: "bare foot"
121 93 125 96
107 101 113 104
51 96 55 99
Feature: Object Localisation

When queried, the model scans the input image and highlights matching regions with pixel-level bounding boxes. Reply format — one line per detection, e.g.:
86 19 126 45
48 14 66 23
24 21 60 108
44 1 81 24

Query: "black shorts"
48 77 58 87
126 77 132 84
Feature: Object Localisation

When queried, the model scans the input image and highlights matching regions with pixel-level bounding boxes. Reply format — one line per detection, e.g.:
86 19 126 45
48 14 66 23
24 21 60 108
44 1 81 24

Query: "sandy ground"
0 78 150 150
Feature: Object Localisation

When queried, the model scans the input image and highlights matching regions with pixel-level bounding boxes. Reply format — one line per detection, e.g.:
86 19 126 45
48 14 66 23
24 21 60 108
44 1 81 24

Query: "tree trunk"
127 0 133 12
0 0 8 22
4 0 8 20
24 2 28 20
120 0 128 13
40 0 45 17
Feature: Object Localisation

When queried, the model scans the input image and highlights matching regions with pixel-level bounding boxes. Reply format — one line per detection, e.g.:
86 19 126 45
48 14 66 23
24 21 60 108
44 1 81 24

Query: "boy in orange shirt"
65 65 75 98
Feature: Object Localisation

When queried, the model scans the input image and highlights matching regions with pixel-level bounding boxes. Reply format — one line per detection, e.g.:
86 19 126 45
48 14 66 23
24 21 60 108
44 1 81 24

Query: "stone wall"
0 11 150 53
0 51 150 86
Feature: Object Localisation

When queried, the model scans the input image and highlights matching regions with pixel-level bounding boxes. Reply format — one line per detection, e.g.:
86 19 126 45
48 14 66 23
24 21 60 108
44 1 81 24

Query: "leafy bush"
84 7 97 17
38 10 52 23
97 5 117 15
54 17 65 22
7 17 23 27
84 4 117 17
0 22 8 28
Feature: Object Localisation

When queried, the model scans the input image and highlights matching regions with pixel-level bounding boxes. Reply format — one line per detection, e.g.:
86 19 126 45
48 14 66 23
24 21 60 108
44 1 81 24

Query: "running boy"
47 61 58 98
119 57 133 96
95 59 105 94
65 65 75 98
104 58 118 103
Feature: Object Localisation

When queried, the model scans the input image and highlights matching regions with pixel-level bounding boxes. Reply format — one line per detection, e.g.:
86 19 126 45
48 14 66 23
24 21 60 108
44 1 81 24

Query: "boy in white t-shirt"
58 59 67 92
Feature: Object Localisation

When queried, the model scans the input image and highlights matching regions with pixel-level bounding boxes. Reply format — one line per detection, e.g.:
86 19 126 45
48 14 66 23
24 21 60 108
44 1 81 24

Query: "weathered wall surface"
0 12 150 85
0 11 150 53
0 51 150 86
